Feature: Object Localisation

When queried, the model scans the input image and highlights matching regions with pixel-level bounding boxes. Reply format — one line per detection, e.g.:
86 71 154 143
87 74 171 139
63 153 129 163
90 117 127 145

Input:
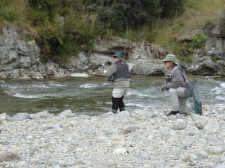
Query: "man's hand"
160 88 164 92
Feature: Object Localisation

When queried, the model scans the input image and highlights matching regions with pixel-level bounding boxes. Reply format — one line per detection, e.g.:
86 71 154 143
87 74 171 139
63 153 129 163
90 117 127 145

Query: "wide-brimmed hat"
163 54 179 65
113 52 124 60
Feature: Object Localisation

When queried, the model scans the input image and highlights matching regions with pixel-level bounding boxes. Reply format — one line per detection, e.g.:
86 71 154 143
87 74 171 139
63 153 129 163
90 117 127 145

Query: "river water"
0 75 224 116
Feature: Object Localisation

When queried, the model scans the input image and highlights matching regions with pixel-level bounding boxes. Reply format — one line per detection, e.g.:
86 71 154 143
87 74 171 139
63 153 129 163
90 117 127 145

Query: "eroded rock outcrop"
0 25 224 79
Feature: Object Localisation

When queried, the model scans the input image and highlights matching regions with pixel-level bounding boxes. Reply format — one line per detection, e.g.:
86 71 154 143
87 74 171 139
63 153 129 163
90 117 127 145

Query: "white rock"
113 148 127 154
70 72 89 78
58 110 76 117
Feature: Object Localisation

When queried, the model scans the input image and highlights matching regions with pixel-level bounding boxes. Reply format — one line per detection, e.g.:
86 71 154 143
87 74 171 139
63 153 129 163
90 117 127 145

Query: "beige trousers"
168 87 193 114
112 88 127 98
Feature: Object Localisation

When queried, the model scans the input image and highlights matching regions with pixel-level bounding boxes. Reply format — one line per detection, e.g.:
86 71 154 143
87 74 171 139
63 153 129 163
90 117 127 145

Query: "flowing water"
0 75 225 116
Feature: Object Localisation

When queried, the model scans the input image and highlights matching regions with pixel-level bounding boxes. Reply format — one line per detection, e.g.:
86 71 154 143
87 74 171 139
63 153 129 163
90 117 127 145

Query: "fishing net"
185 81 202 115
178 66 202 115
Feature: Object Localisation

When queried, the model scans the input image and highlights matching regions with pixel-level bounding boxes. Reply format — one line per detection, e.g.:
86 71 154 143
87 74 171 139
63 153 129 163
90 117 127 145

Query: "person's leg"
168 87 188 115
112 88 127 113
112 97 120 113
168 88 179 112
178 97 188 114
119 96 125 112
173 87 191 114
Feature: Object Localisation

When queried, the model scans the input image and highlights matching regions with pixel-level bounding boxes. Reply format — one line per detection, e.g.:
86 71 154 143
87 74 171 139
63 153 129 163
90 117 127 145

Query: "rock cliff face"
0 26 224 79
183 25 225 76
0 26 40 78
0 26 72 79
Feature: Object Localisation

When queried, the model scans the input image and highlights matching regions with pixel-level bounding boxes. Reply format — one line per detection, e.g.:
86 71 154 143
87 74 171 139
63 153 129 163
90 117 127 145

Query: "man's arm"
96 64 117 77
161 69 184 90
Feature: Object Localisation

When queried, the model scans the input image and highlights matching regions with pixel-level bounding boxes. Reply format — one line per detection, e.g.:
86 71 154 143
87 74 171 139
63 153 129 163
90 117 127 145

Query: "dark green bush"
27 0 104 62
86 0 184 33
160 0 184 18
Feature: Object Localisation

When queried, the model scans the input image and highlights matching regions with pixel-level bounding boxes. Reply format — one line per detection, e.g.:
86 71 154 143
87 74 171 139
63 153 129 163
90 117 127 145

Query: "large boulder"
131 61 164 76
89 36 167 75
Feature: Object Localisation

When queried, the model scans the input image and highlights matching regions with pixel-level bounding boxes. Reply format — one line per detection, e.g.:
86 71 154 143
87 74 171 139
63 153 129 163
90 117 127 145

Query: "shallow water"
0 75 224 116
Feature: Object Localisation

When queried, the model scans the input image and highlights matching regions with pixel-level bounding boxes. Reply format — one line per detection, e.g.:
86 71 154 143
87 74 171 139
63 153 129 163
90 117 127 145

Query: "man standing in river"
160 54 191 116
96 52 130 114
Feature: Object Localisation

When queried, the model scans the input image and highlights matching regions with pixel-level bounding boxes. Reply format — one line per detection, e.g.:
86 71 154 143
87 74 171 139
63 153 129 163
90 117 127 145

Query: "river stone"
0 113 8 122
214 165 225 168
145 112 157 118
195 121 205 129
15 161 26 167
58 109 76 117
136 152 151 160
0 152 20 162
0 80 5 84
122 127 137 134
131 62 164 75
196 152 208 161
10 113 30 121
3 90 16 96
172 125 186 130
182 137 193 149
188 129 201 136
113 148 127 154
117 111 130 117
30 110 54 119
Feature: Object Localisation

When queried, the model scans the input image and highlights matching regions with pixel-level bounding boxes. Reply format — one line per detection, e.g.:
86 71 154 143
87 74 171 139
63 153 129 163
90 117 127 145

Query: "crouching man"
160 54 192 116
96 52 131 114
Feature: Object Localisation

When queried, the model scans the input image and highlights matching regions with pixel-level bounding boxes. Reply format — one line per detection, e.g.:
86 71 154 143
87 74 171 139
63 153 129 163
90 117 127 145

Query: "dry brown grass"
9 0 28 22
151 0 225 51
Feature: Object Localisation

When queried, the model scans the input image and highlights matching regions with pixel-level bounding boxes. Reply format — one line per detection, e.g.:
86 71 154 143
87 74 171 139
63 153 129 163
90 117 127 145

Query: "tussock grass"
151 0 225 51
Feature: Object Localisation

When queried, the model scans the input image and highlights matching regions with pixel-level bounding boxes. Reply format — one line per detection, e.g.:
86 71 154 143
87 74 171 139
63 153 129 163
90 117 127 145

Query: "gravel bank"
0 105 225 168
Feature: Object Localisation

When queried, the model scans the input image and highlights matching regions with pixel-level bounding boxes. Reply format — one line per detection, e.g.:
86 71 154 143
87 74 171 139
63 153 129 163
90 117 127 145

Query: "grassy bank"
124 0 225 51
151 0 225 52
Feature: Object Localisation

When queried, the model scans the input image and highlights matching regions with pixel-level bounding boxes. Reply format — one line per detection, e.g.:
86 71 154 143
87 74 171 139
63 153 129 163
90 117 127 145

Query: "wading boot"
120 108 125 112
167 111 179 116
112 109 117 114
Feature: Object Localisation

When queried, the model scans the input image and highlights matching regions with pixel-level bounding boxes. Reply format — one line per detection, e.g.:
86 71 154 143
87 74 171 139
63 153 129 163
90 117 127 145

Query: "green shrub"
175 32 206 63
192 32 206 48
36 21 63 40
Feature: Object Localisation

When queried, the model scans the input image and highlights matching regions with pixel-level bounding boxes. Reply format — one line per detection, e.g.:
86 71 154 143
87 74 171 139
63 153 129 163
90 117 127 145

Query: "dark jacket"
103 60 130 88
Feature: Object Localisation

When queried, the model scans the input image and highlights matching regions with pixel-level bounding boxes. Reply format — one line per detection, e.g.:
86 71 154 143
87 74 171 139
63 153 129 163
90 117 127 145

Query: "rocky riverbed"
0 104 225 168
